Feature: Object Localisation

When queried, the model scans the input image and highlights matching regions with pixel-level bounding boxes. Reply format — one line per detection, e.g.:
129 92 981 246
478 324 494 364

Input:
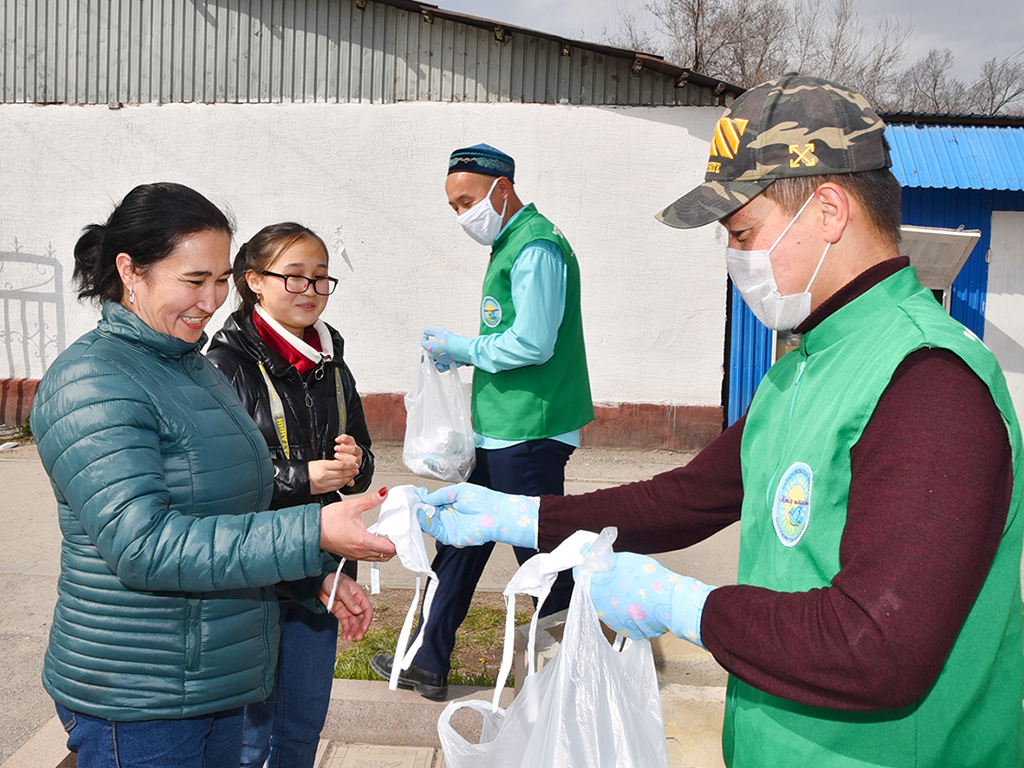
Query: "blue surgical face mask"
724 194 831 331
456 178 507 246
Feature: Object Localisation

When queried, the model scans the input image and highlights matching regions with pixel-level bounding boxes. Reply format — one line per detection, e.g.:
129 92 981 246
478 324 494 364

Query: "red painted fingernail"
378 487 387 497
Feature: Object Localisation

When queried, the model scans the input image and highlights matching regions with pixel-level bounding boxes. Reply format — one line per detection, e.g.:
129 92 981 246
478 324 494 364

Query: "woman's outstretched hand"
320 488 397 562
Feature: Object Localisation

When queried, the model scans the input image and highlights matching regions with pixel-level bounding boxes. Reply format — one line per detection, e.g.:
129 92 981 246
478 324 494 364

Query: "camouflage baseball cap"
657 74 891 229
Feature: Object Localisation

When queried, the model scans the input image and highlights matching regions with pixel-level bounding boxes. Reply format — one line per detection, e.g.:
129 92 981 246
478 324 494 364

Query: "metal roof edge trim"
881 112 1024 128
363 0 745 97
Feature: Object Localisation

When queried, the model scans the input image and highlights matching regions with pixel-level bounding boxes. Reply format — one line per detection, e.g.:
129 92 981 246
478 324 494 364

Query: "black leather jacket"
206 309 375 510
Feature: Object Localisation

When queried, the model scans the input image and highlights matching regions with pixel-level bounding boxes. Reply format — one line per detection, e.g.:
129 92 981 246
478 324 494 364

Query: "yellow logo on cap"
789 143 817 167
710 118 749 160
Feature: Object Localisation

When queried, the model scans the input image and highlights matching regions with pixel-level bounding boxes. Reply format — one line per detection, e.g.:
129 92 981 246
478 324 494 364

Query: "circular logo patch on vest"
481 296 502 328
772 462 812 547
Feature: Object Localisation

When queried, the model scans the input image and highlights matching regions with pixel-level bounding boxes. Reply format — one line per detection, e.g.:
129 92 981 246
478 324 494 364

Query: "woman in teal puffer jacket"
29 183 397 768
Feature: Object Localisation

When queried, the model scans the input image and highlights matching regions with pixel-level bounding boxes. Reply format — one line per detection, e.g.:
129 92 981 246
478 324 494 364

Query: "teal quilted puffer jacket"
31 301 327 721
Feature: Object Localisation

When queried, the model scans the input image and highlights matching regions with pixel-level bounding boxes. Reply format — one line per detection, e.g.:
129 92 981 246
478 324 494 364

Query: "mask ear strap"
768 192 816 254
495 178 508 220
390 573 423 690
484 177 500 206
804 241 831 293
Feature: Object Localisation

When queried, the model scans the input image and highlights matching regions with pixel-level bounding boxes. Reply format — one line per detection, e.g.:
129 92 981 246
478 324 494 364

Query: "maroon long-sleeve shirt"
540 258 1014 711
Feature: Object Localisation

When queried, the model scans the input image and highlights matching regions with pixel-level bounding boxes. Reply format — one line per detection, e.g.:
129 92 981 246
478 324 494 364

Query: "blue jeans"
56 702 243 768
241 605 339 768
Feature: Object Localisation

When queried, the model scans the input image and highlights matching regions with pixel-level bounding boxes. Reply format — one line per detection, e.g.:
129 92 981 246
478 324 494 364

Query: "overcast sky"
436 0 1023 82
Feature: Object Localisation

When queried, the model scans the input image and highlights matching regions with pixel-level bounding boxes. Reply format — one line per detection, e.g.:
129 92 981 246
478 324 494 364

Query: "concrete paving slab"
0 448 63 766
0 457 62 565
662 684 727 768
652 634 730 688
322 679 515 750
321 743 435 768
0 715 70 768
0 574 59 764
0 562 44 574
326 679 729 768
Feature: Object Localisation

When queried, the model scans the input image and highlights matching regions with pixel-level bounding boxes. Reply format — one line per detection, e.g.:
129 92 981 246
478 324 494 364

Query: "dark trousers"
411 439 575 676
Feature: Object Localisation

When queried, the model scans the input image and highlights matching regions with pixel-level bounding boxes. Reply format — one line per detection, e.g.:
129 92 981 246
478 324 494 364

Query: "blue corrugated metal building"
726 113 1024 425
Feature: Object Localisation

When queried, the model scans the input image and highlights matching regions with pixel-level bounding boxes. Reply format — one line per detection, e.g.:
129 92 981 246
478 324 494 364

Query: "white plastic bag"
403 355 475 482
437 528 670 768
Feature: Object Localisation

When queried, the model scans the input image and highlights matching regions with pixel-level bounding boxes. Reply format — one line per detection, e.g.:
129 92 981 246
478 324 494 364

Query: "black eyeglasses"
260 271 338 296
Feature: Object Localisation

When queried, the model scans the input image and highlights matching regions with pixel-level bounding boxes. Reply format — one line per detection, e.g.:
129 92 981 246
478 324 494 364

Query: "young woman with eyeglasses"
207 222 375 768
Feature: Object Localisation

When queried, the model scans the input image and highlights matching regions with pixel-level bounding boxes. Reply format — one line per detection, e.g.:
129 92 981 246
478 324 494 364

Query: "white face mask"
725 194 831 331
456 177 507 246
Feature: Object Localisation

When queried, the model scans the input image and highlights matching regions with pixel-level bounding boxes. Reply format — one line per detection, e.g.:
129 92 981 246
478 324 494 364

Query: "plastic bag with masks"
435 527 670 768
403 354 475 482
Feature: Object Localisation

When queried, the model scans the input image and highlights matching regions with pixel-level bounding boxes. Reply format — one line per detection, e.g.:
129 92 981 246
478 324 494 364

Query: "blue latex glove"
421 327 471 372
580 552 715 648
415 484 539 549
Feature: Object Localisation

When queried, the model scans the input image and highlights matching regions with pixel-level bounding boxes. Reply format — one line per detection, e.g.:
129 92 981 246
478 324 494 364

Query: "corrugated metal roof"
886 123 1024 191
0 0 740 106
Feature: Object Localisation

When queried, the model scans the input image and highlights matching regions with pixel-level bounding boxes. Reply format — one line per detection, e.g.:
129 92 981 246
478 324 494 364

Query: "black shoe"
370 653 449 701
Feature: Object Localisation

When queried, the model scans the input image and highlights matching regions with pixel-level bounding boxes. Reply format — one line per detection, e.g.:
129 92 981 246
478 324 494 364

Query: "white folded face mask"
456 177 507 246
369 486 437 579
725 193 831 331
327 486 439 610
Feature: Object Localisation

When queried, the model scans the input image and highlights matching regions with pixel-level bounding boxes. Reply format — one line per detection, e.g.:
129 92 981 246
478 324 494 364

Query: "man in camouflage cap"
416 75 1023 767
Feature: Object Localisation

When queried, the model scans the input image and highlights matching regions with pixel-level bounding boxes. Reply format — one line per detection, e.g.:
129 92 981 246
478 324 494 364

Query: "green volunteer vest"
724 267 1023 768
471 204 594 440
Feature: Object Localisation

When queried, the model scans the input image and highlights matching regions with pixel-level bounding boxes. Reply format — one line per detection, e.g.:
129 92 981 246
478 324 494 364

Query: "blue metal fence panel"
887 124 1024 191
726 282 772 425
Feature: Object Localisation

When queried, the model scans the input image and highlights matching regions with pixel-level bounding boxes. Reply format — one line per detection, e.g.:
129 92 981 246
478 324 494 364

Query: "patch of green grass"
334 626 400 680
458 604 529 632
334 603 532 688
449 658 502 687
14 418 32 440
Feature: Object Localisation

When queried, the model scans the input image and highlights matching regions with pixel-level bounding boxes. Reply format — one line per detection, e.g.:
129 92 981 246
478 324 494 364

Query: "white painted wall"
0 101 727 407
985 211 1024 428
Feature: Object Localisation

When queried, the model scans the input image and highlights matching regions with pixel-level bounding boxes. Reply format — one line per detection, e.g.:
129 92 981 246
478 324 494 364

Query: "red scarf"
252 310 323 374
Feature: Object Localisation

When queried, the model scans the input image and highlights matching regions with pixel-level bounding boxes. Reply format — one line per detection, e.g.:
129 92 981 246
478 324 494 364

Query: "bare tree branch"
790 0 828 74
645 0 732 74
854 15 914 108
600 6 662 54
896 48 970 112
968 49 1024 114
600 0 1024 115
718 0 791 86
